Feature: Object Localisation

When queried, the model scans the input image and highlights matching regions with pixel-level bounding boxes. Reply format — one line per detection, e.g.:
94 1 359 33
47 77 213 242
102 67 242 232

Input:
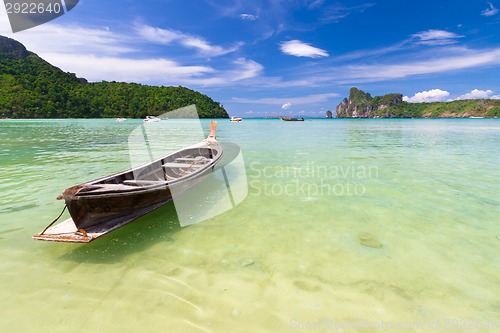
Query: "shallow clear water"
0 118 499 332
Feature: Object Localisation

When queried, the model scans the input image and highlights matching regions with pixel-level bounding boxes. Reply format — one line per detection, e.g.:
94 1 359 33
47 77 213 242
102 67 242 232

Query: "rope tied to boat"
40 205 67 235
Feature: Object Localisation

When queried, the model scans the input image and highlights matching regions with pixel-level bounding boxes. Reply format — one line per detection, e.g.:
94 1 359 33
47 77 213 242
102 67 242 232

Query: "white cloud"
319 3 375 23
240 14 259 21
404 89 499 103
40 53 215 83
40 54 263 86
227 58 264 81
453 89 494 100
308 0 325 10
282 102 292 109
481 2 499 16
331 48 500 82
0 16 134 56
280 40 329 58
0 12 261 87
411 29 463 46
403 89 450 103
135 24 241 56
233 93 339 105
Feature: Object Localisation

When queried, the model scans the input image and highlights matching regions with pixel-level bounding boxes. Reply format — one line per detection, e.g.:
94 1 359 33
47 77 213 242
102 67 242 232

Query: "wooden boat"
280 116 304 121
33 122 223 243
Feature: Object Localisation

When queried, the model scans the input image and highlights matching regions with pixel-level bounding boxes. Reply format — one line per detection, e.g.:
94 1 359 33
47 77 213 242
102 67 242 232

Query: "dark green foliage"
349 87 372 104
487 106 500 117
0 36 228 119
370 93 402 108
417 99 499 118
349 87 372 115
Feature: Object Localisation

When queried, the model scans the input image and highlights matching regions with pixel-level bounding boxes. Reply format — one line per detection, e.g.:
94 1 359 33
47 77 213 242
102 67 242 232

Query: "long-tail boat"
280 116 304 121
33 121 222 243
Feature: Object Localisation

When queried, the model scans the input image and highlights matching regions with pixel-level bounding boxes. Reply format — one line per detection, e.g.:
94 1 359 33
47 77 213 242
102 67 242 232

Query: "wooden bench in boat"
123 180 166 186
162 162 207 169
163 157 213 168
174 157 200 162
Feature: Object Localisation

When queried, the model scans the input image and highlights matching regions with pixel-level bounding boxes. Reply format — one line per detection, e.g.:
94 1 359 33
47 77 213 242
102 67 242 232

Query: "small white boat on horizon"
116 118 127 122
144 115 161 123
230 116 243 122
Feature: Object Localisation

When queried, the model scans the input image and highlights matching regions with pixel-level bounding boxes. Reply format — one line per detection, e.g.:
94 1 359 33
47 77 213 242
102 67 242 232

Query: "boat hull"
281 117 304 121
66 185 172 232
65 166 212 231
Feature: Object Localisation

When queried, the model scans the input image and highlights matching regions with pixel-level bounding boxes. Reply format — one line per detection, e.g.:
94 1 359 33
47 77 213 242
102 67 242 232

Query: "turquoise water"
0 118 499 332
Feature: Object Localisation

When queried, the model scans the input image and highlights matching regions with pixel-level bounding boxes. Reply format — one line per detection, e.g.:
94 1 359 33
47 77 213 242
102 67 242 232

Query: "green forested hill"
336 87 500 118
0 36 228 118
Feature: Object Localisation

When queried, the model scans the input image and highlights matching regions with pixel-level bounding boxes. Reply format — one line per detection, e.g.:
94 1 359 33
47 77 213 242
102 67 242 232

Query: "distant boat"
280 116 304 121
116 117 126 122
33 122 223 243
144 115 161 123
230 116 243 122
469 116 484 119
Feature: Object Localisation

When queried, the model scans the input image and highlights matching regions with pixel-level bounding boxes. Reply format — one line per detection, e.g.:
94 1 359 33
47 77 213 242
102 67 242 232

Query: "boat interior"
76 146 219 195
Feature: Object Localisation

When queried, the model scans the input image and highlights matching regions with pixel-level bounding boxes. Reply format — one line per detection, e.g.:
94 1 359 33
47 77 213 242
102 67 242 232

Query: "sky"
1 0 500 117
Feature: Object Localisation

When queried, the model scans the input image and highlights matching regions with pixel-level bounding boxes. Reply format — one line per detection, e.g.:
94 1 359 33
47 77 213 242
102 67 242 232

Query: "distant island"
0 36 229 119
335 87 500 118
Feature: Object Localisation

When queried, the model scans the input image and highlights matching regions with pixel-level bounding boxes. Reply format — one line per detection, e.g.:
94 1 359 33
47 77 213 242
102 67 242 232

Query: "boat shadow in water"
57 165 244 263
60 202 183 263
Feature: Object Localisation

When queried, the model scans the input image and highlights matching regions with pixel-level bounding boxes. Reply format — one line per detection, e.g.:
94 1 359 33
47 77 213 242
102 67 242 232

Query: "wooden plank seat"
123 180 166 186
162 162 206 169
174 157 199 162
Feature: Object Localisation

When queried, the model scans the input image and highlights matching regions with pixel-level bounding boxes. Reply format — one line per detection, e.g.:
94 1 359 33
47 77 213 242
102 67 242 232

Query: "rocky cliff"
0 36 32 59
336 88 403 118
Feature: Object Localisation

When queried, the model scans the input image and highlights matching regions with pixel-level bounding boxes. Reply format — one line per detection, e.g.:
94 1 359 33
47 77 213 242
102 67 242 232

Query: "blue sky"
1 0 500 117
